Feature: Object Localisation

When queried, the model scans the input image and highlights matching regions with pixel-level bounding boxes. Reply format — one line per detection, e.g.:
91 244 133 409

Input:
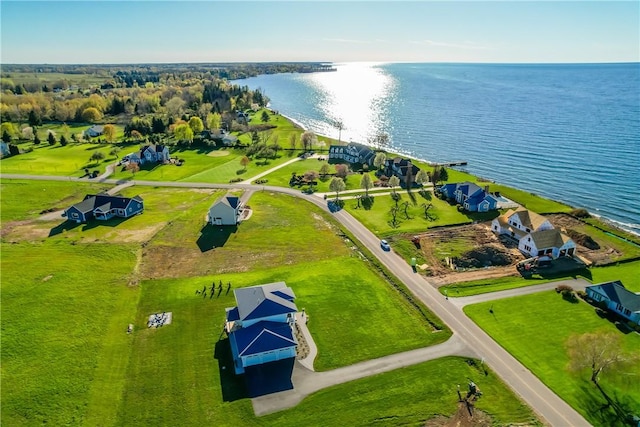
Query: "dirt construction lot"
413 214 629 286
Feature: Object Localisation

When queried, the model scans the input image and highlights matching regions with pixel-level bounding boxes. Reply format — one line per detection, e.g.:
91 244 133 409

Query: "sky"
1 1 638 64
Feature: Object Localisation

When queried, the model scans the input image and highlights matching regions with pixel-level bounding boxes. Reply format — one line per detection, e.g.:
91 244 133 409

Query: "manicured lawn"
345 190 473 237
181 150 299 184
117 270 527 425
262 357 537 426
0 179 110 222
0 142 116 175
0 241 139 426
465 291 640 426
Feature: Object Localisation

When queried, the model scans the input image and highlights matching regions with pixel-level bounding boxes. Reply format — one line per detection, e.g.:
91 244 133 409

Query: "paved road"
449 278 591 309
1 173 591 426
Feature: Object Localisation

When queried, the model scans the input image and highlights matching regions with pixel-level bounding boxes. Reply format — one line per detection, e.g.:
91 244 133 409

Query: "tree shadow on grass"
362 195 375 210
577 382 639 427
197 224 237 253
214 338 248 402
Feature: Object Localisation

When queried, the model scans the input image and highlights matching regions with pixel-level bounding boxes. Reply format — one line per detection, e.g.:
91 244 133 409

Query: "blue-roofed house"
63 193 144 223
439 183 458 199
208 194 243 226
439 182 499 212
225 282 298 374
586 280 640 326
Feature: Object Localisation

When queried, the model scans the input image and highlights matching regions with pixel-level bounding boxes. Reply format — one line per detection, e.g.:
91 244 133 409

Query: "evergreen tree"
48 132 57 146
60 135 68 146
33 133 41 145
28 110 41 127
2 130 11 144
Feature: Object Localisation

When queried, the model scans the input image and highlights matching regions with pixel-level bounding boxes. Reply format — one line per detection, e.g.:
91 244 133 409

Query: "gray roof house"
84 125 104 138
586 280 640 325
63 193 144 223
208 195 242 226
328 143 375 166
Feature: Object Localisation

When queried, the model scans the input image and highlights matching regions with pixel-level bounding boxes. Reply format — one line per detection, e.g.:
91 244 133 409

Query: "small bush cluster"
570 208 591 218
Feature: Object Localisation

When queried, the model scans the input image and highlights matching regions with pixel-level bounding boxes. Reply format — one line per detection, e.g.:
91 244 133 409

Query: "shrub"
571 208 591 218
556 284 574 293
561 289 578 303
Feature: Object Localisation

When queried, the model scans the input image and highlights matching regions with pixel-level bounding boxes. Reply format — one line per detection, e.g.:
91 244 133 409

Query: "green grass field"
465 291 640 426
344 190 474 237
0 141 116 176
6 181 545 426
0 179 110 223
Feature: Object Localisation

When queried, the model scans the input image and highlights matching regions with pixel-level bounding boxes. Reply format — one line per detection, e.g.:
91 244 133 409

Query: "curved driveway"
1 173 590 426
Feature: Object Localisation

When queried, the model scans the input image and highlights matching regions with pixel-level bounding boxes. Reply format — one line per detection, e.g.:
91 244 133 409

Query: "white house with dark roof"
225 282 298 374
586 280 640 325
208 194 242 226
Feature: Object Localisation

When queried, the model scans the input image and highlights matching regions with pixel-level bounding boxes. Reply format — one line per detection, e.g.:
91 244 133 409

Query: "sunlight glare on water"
304 62 396 144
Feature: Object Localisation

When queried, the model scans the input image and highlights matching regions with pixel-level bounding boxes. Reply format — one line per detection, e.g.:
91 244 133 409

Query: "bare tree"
402 201 411 219
334 119 344 143
567 331 634 385
288 132 298 150
567 331 638 419
301 131 316 152
369 132 389 151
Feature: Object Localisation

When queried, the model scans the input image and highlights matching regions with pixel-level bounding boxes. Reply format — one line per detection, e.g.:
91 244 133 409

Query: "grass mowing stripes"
464 291 640 426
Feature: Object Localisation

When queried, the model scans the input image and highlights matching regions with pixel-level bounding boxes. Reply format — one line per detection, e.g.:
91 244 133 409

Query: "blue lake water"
232 62 640 235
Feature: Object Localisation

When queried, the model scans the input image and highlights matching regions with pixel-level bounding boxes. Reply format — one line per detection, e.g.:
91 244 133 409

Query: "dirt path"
429 266 520 287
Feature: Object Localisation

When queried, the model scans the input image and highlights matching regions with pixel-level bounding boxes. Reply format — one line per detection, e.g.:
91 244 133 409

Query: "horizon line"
2 60 639 66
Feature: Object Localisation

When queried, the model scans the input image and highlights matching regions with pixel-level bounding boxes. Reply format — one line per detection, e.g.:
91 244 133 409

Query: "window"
71 213 79 218
616 303 623 311
624 308 631 316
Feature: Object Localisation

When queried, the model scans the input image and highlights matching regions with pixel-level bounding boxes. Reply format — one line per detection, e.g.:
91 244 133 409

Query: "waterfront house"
328 143 375 166
492 207 575 258
439 182 499 212
519 228 576 258
492 207 553 240
586 280 640 325
225 282 298 375
64 193 144 223
384 157 421 187
208 194 242 226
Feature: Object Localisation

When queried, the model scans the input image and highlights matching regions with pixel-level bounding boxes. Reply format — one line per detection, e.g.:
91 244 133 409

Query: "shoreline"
277 111 640 238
